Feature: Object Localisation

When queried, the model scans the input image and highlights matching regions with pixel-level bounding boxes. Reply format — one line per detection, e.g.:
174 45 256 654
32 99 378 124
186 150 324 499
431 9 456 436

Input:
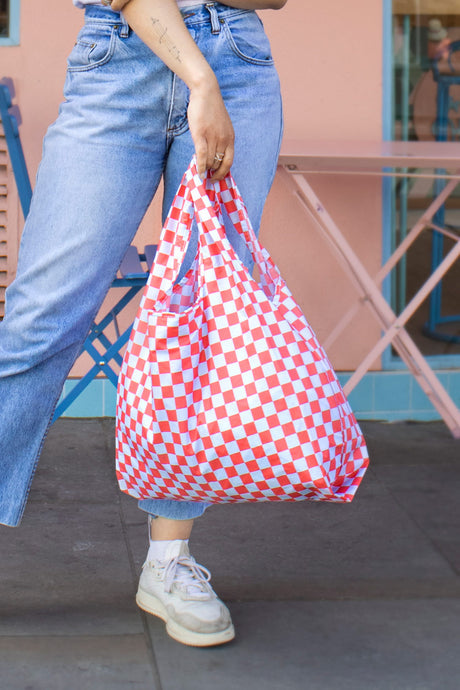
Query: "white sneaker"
136 540 235 647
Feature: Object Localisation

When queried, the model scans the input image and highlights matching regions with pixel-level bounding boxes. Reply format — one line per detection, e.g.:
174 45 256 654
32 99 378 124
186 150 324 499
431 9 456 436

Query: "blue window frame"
0 0 20 46
382 0 460 371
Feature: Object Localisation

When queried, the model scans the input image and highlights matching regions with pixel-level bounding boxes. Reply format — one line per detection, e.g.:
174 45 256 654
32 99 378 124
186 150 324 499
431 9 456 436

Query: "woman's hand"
122 0 235 180
105 0 131 10
187 79 235 181
217 1 287 8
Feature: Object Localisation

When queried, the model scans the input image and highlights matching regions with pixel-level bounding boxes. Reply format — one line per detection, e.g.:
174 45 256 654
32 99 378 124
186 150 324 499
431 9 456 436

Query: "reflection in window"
0 0 9 38
393 5 460 142
391 2 460 357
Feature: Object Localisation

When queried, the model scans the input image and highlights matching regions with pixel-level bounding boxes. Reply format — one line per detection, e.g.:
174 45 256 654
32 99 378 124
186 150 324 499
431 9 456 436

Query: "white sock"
147 538 189 562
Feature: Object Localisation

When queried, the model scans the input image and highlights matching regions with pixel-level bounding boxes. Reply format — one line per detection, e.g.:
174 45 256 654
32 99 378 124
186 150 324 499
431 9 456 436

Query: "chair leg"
52 284 146 421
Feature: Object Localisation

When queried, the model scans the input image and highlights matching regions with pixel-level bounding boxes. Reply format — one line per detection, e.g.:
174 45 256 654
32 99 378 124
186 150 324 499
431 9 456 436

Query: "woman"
0 0 286 646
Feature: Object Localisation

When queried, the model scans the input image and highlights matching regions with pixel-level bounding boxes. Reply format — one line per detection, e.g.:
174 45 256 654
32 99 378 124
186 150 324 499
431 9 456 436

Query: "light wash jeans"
0 3 283 526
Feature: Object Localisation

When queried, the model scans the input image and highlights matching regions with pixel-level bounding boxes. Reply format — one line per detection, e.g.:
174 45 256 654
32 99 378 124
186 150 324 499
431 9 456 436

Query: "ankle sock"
147 538 189 563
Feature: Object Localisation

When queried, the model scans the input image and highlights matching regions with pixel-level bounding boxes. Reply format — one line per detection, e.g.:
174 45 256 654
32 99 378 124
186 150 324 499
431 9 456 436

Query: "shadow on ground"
0 419 459 689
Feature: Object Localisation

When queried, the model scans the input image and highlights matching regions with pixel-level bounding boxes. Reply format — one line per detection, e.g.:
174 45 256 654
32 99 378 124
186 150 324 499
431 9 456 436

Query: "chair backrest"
0 80 32 217
432 39 460 83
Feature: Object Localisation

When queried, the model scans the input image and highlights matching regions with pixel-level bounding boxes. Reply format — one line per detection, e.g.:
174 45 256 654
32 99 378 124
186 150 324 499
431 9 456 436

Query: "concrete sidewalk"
0 419 459 690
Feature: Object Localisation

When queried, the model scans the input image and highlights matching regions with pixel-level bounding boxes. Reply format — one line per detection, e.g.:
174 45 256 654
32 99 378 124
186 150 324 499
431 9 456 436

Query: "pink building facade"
1 0 459 420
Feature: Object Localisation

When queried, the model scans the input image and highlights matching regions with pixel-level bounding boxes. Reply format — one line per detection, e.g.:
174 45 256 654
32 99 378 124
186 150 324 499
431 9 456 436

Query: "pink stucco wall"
1 0 383 373
261 3 383 369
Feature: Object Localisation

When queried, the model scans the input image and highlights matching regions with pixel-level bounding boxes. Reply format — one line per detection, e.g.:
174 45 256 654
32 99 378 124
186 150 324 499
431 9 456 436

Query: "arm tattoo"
150 17 182 63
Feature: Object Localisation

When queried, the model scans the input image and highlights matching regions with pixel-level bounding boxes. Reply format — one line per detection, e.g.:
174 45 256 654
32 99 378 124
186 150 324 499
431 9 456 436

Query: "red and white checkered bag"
116 158 369 504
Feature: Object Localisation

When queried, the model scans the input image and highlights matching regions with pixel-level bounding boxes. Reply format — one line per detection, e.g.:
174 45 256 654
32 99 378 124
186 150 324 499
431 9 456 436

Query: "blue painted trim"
381 0 394 349
0 1 20 46
382 0 393 142
383 350 460 370
337 370 460 421
58 378 117 418
58 371 460 422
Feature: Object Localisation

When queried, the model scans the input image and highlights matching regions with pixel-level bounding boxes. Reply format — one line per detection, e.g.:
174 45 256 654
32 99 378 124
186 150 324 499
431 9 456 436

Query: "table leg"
286 171 460 438
322 175 459 350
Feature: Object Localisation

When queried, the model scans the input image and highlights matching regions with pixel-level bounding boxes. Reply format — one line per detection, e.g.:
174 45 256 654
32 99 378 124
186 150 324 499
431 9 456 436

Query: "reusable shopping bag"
116 158 369 504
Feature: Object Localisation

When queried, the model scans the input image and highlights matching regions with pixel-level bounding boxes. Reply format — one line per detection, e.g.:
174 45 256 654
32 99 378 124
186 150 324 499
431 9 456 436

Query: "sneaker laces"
160 555 214 600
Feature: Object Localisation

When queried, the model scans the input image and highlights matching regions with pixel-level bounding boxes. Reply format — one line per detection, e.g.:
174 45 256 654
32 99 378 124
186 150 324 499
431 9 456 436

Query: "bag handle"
143 176 197 310
184 159 280 294
144 157 281 309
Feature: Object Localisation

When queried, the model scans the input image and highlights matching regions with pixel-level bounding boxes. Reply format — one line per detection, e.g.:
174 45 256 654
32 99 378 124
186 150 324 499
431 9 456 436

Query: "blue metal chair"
0 79 156 420
0 80 32 219
426 43 460 343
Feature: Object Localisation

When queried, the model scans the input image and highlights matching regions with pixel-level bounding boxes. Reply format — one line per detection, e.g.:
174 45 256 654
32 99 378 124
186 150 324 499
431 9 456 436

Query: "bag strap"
142 176 196 309
184 159 281 293
144 157 281 308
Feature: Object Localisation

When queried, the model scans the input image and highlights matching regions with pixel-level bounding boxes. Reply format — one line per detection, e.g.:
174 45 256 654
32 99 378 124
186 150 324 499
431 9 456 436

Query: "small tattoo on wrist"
151 17 182 63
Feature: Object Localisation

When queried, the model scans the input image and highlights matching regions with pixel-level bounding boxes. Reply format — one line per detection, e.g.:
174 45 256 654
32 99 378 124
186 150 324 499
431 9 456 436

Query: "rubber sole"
136 587 235 647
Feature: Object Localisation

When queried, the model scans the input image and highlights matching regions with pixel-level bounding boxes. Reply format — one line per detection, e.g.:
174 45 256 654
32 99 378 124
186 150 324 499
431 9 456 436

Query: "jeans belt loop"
205 3 221 35
119 14 130 38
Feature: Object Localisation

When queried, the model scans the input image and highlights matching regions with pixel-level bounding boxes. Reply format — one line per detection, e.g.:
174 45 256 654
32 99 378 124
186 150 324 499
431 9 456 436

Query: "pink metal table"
279 140 460 438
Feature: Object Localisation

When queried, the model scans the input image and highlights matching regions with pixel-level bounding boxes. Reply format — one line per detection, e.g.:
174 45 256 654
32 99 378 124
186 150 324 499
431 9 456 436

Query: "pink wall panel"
263 1 383 141
261 1 383 369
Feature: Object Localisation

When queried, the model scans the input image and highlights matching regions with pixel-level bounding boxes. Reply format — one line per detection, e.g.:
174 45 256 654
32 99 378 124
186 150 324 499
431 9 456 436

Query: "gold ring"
214 153 225 162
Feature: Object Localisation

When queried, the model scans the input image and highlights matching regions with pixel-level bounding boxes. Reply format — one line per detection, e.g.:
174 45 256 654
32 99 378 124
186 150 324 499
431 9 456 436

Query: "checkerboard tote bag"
116 157 369 504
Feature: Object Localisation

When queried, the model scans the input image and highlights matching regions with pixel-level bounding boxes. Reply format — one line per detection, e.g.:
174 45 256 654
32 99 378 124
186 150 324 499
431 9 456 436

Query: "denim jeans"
0 3 283 526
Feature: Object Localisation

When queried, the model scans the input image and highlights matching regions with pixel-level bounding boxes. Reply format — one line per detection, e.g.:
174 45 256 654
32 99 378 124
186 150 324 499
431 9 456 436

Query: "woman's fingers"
187 81 235 181
203 141 234 180
194 138 209 180
195 141 233 181
205 141 219 173
105 0 131 10
209 144 234 181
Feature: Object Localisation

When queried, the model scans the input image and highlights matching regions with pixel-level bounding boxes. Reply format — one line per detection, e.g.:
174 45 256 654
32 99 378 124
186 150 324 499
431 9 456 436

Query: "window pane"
393 2 460 142
391 0 460 357
0 0 9 38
